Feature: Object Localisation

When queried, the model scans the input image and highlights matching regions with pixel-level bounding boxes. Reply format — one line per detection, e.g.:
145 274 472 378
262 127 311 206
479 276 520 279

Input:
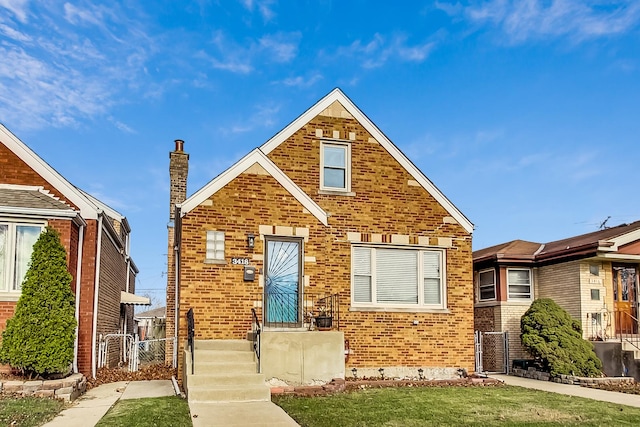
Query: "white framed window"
0 222 44 293
205 231 225 261
478 268 496 301
320 142 350 192
507 268 532 300
352 245 446 309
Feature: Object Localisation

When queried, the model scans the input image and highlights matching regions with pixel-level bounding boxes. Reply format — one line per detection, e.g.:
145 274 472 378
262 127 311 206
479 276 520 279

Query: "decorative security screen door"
264 238 303 327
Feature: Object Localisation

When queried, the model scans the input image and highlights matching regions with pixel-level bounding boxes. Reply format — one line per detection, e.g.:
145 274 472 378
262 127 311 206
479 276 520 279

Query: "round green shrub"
0 227 76 378
521 298 602 377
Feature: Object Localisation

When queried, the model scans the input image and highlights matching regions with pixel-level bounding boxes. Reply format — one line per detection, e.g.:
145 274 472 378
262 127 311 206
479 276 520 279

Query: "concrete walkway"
42 379 299 426
43 380 176 427
491 374 640 408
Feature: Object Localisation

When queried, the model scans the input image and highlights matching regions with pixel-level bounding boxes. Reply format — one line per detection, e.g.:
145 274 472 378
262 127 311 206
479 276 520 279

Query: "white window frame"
320 141 351 192
506 267 533 301
205 231 225 263
351 244 447 310
0 221 45 296
477 268 496 302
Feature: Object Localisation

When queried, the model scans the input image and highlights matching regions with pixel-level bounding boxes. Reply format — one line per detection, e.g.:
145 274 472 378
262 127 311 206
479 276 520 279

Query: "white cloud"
337 33 436 69
259 33 299 62
457 0 640 43
279 73 323 87
220 102 281 134
0 0 29 23
240 0 276 22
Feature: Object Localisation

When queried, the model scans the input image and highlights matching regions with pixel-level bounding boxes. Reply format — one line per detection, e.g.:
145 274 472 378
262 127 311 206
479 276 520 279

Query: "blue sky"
2 1 640 307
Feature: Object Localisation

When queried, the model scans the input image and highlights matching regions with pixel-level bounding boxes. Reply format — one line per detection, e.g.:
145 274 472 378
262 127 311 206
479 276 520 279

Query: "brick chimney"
169 139 189 221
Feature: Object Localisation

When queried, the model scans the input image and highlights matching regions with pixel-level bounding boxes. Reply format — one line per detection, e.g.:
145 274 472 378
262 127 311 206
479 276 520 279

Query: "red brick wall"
0 142 78 209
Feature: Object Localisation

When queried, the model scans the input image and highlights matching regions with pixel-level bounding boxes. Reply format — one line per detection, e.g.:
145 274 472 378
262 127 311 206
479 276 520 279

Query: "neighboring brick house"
473 221 640 367
167 89 475 382
0 124 148 377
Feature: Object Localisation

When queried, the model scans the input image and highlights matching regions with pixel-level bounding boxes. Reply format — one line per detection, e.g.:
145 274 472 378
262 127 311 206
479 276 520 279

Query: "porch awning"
120 291 151 305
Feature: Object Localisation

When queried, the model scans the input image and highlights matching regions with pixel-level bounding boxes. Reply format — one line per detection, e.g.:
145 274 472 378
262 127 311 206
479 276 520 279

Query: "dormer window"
320 142 350 192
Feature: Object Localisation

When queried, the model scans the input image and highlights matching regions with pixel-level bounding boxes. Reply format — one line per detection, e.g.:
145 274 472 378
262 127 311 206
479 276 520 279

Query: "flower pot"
315 315 333 330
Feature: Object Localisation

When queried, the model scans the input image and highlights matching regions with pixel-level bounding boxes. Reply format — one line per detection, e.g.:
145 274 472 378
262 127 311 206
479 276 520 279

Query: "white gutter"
91 214 104 379
0 206 81 219
73 223 85 373
173 208 180 368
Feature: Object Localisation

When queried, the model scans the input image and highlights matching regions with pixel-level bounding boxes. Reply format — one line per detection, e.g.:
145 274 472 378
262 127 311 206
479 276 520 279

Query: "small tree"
0 227 76 378
521 298 602 377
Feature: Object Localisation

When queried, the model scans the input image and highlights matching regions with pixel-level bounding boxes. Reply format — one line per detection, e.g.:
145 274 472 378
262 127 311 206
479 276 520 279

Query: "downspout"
91 213 104 379
173 206 181 367
73 222 85 374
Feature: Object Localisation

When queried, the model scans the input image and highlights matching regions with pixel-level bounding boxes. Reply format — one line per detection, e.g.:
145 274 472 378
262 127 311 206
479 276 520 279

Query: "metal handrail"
587 309 640 351
186 308 194 375
251 308 261 373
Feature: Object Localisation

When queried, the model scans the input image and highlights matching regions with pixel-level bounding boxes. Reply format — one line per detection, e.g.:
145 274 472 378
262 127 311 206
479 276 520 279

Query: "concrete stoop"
186 339 270 403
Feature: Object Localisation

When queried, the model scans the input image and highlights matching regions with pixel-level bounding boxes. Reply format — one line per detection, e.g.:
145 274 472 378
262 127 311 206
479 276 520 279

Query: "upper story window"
320 142 351 192
205 231 225 262
352 245 446 309
507 268 532 301
0 222 44 293
478 268 496 301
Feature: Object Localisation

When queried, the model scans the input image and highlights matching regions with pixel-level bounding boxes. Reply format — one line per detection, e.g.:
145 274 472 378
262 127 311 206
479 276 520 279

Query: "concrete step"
194 349 255 364
187 384 270 403
194 339 253 352
193 360 257 375
187 372 266 387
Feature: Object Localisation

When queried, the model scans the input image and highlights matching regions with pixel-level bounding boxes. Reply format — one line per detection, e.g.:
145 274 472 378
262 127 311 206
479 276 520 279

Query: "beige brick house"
474 221 640 369
0 125 148 378
167 89 475 384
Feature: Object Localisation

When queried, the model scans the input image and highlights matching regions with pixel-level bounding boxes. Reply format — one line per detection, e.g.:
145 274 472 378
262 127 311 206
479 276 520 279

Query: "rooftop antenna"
599 216 611 230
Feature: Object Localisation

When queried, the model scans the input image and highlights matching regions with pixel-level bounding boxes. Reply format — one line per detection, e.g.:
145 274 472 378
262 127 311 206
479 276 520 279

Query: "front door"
613 264 638 334
264 237 303 327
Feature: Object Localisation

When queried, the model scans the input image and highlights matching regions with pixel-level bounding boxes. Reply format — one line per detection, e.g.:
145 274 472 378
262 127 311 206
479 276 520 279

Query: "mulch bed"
87 365 177 389
272 374 503 397
586 381 640 395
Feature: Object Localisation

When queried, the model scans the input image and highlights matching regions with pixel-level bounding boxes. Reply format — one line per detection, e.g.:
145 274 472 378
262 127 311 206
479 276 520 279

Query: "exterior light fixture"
378 368 385 380
247 233 255 249
418 368 424 380
351 367 357 379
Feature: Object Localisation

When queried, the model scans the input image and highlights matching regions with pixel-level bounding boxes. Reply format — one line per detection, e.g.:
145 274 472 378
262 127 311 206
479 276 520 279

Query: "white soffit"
259 88 474 234
179 149 329 226
0 124 99 219
607 228 640 250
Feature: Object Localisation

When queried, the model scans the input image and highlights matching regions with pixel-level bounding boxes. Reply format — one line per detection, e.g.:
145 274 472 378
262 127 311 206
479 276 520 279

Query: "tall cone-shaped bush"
0 227 76 377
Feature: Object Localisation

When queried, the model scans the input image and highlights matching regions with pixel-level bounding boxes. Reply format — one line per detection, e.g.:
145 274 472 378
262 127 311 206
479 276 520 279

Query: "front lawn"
273 385 640 426
0 396 65 427
96 396 191 427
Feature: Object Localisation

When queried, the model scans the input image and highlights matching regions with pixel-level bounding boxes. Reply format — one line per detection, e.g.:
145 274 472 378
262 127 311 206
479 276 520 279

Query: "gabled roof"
1 124 104 220
135 306 166 319
260 88 474 234
179 149 329 226
474 221 640 265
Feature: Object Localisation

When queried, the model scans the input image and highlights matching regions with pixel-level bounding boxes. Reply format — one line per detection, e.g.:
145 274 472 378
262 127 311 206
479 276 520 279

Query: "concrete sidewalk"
43 380 176 427
491 374 640 408
189 401 299 427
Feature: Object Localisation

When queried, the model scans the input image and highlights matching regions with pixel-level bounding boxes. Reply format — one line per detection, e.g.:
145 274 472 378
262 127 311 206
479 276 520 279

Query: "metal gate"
475 331 509 374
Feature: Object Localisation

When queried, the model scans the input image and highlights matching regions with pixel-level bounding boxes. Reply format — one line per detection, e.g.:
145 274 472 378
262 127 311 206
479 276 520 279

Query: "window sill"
0 293 20 302
204 259 227 265
349 306 450 314
318 190 356 197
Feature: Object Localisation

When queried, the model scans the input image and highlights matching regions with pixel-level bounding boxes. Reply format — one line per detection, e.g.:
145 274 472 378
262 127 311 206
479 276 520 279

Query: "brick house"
473 221 640 370
167 89 475 384
0 124 148 378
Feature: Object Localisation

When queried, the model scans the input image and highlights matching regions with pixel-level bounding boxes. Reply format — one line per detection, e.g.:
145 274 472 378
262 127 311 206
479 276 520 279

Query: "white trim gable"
259 88 474 234
0 124 100 219
179 149 329 226
604 228 640 252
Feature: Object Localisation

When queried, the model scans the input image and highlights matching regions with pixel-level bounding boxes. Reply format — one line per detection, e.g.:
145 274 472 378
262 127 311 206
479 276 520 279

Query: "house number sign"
231 257 250 265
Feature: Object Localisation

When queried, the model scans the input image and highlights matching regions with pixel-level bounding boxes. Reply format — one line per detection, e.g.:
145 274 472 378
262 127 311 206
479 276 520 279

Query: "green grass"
96 396 192 427
0 396 65 427
273 385 640 426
